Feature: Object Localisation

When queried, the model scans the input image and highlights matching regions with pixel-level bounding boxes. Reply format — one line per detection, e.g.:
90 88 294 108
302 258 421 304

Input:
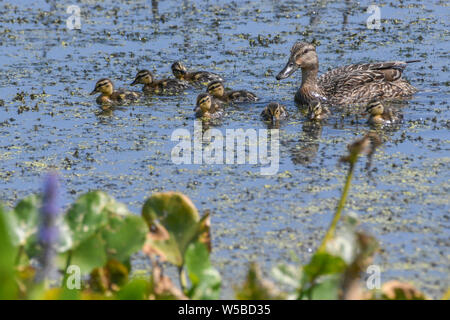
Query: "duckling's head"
276 42 318 80
131 70 153 85
207 80 225 97
196 93 212 113
266 103 284 121
171 61 187 79
308 100 323 120
90 78 114 96
365 100 384 116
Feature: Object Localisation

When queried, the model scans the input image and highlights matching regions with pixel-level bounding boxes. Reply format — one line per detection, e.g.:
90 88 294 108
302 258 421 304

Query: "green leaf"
309 275 341 300
60 191 146 274
11 195 41 247
185 242 221 300
116 278 150 300
101 214 147 263
64 191 111 247
303 252 347 281
142 192 202 266
0 205 18 299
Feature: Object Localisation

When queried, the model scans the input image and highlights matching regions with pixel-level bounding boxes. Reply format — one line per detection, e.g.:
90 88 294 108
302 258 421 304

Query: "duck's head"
266 102 285 121
207 80 225 97
308 100 324 120
171 61 187 79
276 42 318 80
90 78 114 96
131 70 153 85
196 93 212 113
365 100 384 116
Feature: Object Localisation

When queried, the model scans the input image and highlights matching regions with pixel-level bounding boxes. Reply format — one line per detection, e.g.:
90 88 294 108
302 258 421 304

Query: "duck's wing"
319 60 419 100
319 60 420 86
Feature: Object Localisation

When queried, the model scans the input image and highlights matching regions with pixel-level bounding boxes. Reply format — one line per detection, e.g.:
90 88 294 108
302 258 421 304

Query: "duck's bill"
89 89 97 95
276 61 298 80
130 79 138 86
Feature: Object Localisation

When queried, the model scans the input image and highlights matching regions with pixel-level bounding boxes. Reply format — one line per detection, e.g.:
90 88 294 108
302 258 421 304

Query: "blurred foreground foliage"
0 134 446 300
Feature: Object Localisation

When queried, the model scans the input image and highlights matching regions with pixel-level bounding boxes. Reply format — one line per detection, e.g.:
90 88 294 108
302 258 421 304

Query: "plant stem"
178 266 187 293
318 159 357 253
15 245 24 266
62 250 72 288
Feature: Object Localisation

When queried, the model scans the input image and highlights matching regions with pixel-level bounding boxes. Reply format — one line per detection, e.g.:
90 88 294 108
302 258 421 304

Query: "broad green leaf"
0 205 18 299
60 191 145 274
309 275 341 300
116 278 150 300
62 233 107 274
101 214 147 263
303 252 347 281
142 192 202 266
11 195 41 247
64 191 111 247
185 242 221 300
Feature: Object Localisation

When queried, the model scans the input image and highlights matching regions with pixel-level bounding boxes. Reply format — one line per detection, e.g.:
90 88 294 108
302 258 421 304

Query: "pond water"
0 0 448 298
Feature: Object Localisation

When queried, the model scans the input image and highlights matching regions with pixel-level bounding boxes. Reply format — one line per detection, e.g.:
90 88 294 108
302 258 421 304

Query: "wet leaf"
185 242 221 300
379 281 427 300
142 192 206 266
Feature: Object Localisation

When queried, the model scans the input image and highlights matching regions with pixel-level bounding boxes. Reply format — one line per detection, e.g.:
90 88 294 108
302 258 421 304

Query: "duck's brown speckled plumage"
276 42 418 106
90 78 140 107
365 100 403 126
171 61 223 84
194 93 224 119
207 80 258 103
261 102 288 122
131 69 188 95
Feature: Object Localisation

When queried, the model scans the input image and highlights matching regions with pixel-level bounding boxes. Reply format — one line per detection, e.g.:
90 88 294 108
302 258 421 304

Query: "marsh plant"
0 134 445 300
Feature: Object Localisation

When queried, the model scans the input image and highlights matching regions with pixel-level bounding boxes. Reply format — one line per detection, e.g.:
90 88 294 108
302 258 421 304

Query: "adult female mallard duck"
365 100 402 125
194 93 224 120
261 102 288 122
207 80 258 103
90 78 140 106
276 42 418 106
307 100 330 121
131 69 188 95
171 61 223 84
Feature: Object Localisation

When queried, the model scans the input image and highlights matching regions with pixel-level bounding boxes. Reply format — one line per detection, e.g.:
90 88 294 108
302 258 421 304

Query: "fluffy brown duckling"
365 100 403 125
90 78 140 107
171 61 223 84
194 93 224 120
131 69 188 95
207 80 258 103
307 100 330 121
261 102 288 122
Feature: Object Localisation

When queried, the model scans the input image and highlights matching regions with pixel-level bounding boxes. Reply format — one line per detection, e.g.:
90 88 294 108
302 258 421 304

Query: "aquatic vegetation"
0 135 446 300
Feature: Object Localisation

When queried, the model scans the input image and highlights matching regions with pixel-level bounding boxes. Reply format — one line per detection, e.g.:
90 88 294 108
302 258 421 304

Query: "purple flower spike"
36 172 61 283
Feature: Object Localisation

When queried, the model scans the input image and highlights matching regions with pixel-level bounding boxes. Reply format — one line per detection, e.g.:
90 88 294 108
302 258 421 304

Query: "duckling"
261 102 288 122
131 69 188 95
194 93 224 120
90 78 140 106
365 100 402 125
307 100 330 121
171 61 223 84
207 81 258 103
276 41 418 106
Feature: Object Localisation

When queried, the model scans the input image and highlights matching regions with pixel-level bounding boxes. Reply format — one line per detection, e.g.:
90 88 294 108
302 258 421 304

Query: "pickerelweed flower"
35 172 60 283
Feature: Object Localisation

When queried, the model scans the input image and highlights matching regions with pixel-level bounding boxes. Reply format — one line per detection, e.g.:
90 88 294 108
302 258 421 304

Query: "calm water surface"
0 0 449 298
